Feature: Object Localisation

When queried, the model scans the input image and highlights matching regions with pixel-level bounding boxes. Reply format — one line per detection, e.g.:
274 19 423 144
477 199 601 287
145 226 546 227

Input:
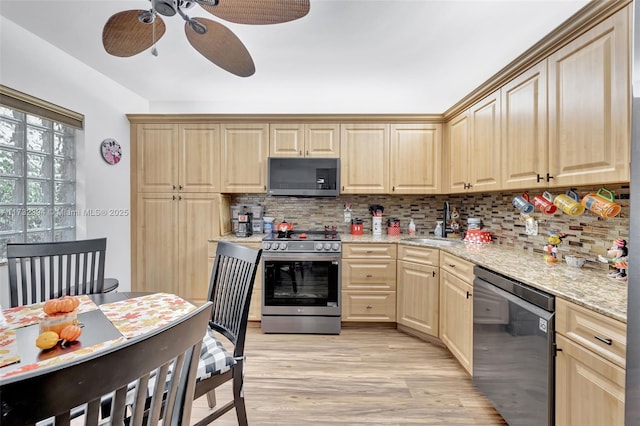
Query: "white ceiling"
0 0 590 113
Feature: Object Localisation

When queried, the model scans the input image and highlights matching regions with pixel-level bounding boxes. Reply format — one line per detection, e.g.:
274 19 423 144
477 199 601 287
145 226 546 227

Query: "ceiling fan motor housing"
152 0 177 16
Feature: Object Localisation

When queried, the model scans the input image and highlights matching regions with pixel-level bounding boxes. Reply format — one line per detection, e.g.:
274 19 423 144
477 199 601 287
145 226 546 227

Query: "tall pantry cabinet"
130 120 228 304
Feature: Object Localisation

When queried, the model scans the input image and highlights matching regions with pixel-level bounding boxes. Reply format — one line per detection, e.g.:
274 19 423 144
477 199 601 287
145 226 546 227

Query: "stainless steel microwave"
267 157 340 197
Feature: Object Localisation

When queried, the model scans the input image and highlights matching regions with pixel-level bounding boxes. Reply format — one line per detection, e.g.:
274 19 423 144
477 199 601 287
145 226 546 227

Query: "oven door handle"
262 254 341 262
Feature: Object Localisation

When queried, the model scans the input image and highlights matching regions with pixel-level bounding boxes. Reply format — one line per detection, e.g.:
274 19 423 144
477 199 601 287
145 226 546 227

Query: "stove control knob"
280 242 287 250
323 243 331 251
332 243 340 251
263 242 271 250
272 242 279 250
313 243 321 251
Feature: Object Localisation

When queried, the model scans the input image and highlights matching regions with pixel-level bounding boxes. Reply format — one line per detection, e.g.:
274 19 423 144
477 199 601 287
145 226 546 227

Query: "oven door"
262 252 341 316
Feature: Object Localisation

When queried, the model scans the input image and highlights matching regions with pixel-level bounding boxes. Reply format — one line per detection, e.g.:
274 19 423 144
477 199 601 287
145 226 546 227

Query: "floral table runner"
2 295 99 330
99 293 197 338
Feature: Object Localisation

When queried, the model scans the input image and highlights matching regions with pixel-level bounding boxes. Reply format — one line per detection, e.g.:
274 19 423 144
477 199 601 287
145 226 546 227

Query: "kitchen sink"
402 237 462 247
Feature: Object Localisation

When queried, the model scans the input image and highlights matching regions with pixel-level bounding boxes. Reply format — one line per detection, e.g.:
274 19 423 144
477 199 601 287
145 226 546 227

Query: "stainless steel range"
261 229 341 334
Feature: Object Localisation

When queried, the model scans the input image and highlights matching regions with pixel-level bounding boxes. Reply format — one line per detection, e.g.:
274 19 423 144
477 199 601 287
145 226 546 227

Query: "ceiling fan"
102 0 310 77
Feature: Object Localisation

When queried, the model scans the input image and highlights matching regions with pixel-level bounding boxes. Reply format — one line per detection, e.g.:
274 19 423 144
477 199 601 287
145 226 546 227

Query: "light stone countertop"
212 233 628 323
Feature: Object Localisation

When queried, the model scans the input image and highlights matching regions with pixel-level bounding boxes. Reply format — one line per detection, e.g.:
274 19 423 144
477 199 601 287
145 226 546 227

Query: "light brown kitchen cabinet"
501 61 549 190
340 124 390 194
447 90 500 193
390 123 442 194
270 123 340 158
341 243 396 322
208 241 263 321
396 245 439 337
439 252 474 375
135 123 220 193
135 193 224 304
555 298 626 425
547 7 630 187
221 123 269 193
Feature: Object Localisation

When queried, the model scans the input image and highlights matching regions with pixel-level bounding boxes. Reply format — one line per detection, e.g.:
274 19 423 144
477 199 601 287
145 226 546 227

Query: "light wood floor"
190 324 507 425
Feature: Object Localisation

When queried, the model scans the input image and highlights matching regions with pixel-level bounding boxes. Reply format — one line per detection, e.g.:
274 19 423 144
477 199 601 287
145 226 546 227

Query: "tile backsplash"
231 184 629 271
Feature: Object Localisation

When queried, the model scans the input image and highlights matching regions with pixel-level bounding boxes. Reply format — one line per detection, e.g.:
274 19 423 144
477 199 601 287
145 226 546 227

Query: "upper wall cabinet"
501 61 548 190
136 123 220 193
547 7 630 187
340 124 390 194
390 123 443 194
270 123 340 158
221 123 269 193
447 91 501 193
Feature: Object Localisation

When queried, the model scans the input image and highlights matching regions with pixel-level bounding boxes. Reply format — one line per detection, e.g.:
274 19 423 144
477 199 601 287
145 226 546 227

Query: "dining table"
0 291 200 386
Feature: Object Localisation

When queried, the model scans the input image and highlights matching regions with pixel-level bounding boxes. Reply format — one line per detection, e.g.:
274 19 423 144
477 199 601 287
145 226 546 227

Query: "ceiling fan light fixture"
152 0 177 17
138 10 155 24
188 18 207 35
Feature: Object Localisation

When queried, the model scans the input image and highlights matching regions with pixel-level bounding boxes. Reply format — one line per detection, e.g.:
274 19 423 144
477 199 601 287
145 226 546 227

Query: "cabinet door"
469 90 501 192
136 124 178 193
305 123 340 157
447 112 470 193
179 194 220 303
548 8 630 187
390 123 442 194
177 124 220 192
270 123 304 157
397 260 439 337
556 334 625 426
501 61 548 190
439 270 473 375
340 124 390 193
135 193 179 294
221 123 269 193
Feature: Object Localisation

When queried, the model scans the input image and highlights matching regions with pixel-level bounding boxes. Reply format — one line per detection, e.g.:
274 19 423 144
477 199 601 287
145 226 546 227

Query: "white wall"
0 17 149 307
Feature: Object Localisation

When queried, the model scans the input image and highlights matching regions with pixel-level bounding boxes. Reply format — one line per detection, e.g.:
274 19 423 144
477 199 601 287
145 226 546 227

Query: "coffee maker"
236 212 253 237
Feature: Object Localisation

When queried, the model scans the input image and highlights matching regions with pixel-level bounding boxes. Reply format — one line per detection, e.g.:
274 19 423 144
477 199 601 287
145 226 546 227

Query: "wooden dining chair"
6 238 117 307
193 241 262 426
0 302 213 426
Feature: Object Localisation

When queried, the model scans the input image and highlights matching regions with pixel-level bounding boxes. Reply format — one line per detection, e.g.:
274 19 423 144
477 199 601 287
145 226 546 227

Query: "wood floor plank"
191 325 507 425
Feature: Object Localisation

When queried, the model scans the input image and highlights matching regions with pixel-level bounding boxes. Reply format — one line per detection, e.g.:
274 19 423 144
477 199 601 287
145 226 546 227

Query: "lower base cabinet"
439 252 474 375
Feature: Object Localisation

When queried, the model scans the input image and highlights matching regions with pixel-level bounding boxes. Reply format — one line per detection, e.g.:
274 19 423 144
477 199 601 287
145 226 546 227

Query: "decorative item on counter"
387 218 401 236
344 203 352 223
524 216 538 236
464 229 492 244
467 218 481 230
369 204 384 235
533 191 557 214
434 220 444 238
553 189 585 216
350 218 363 235
543 230 567 263
408 219 416 236
598 239 628 281
263 216 274 234
581 187 621 219
512 192 535 214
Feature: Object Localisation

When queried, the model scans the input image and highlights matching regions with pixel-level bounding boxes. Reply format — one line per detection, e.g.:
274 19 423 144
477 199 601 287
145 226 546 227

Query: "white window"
0 86 81 260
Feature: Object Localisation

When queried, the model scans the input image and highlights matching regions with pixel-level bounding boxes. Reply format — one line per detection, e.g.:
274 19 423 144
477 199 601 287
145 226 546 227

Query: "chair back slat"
6 238 107 307
0 302 213 426
207 241 262 358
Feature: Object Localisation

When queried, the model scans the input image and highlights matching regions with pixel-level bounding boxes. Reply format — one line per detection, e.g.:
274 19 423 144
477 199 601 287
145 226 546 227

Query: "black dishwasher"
473 266 555 426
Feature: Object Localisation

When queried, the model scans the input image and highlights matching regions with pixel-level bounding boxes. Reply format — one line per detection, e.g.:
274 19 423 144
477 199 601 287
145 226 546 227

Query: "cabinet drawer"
342 259 396 290
398 245 439 266
342 291 396 322
342 243 397 259
556 298 626 369
440 251 474 283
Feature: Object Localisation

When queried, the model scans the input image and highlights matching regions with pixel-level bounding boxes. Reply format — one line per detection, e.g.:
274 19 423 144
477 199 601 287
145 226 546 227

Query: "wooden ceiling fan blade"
185 18 255 77
102 10 166 57
200 0 310 25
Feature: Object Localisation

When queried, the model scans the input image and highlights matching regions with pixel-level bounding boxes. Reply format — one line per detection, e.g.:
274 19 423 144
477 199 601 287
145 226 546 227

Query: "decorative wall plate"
100 138 122 165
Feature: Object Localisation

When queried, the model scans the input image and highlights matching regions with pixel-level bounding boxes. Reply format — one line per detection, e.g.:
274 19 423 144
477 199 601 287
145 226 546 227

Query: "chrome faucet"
443 201 451 238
